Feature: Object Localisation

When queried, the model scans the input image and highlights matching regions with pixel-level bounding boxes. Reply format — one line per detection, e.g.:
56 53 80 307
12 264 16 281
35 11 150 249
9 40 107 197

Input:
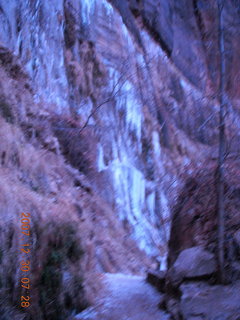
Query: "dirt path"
75 273 170 320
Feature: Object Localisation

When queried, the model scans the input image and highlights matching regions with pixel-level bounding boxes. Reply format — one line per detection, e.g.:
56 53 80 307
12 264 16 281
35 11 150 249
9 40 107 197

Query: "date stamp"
19 213 31 308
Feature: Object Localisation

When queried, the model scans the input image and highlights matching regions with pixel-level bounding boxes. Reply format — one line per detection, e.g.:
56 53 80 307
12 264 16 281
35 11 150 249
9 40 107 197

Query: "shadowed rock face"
112 0 240 97
0 0 240 318
168 164 240 269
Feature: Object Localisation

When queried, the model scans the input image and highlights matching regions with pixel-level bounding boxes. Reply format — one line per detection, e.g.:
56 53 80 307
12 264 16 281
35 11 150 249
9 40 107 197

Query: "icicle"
152 131 161 157
81 0 96 25
97 144 107 172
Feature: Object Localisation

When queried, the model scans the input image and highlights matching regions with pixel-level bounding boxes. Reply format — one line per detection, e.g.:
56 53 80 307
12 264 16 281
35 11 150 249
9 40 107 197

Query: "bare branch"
197 110 218 132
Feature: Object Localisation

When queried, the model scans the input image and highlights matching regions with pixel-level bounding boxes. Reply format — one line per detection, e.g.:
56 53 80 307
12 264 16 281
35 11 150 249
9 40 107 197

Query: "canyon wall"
0 0 240 319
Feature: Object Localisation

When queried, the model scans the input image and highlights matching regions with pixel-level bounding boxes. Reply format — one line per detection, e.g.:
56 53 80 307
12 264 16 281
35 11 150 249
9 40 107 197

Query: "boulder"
168 246 216 287
180 280 240 320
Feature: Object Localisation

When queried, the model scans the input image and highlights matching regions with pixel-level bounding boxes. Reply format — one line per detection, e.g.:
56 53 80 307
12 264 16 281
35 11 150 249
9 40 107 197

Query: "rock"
146 270 166 292
180 280 240 320
73 307 98 320
169 246 216 285
166 298 181 320
158 294 167 310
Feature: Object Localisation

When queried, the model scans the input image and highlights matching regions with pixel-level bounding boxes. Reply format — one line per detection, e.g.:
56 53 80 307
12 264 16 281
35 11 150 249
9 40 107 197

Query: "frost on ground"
75 273 170 320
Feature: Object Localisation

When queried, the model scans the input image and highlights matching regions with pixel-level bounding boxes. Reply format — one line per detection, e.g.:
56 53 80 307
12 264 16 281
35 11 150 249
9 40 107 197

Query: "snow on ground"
75 273 170 320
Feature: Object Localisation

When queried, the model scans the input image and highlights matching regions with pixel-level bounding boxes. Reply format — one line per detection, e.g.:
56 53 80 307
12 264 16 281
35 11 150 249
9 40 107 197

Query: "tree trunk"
216 0 226 283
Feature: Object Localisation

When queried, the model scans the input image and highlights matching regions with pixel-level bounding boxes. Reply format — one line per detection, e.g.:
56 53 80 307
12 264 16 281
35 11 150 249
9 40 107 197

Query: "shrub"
0 99 14 123
0 219 87 320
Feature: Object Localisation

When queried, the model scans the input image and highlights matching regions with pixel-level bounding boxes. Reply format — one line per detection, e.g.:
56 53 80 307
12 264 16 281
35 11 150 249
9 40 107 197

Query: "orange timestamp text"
19 212 31 308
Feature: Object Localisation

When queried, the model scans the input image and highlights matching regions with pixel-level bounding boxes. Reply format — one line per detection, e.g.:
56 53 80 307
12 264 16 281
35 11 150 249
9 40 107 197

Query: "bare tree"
216 0 226 283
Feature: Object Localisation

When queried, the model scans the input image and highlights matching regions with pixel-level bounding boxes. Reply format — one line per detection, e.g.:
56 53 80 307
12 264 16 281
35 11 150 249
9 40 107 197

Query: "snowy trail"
75 273 170 320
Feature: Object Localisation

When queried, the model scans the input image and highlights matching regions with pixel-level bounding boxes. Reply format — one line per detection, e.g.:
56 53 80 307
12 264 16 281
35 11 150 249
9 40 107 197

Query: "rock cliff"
0 0 240 319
